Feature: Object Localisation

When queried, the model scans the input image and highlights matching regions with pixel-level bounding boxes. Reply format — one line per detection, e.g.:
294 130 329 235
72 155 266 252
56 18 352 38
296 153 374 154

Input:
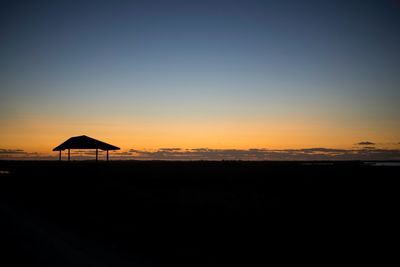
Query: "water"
370 162 400 166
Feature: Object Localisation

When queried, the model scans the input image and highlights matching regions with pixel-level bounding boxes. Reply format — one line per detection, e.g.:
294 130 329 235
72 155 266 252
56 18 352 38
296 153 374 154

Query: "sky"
0 0 399 159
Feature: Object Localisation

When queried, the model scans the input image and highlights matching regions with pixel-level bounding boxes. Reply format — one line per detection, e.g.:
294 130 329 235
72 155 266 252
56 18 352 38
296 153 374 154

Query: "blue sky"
0 0 399 155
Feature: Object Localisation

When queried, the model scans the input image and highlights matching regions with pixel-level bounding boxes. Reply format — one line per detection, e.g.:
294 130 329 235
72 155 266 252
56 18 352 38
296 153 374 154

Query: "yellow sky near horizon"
1 114 399 153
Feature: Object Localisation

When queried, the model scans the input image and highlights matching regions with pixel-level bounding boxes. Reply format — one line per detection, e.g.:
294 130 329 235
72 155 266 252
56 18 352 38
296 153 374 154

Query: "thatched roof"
53 135 120 151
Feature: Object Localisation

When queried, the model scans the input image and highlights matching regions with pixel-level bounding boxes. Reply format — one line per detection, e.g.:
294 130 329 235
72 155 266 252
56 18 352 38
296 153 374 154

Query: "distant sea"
368 162 400 166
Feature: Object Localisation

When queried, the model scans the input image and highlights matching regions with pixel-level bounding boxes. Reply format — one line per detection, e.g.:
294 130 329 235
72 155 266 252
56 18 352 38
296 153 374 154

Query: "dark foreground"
0 161 397 266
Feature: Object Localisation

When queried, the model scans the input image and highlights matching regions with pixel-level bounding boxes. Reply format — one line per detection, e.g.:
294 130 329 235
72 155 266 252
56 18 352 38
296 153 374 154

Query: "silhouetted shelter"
53 135 120 161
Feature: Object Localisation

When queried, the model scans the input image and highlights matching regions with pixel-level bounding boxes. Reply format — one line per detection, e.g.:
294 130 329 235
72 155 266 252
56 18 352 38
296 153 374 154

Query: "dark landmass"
0 161 397 266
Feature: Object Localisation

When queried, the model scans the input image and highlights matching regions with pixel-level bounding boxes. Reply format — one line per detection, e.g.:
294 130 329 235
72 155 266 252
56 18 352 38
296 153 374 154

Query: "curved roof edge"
53 135 120 151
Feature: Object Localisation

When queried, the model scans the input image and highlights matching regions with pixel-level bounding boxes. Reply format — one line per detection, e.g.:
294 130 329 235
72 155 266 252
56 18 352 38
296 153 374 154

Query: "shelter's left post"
59 150 61 161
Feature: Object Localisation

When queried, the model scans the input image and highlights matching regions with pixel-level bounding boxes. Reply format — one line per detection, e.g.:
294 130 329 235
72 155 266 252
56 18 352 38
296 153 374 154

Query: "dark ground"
0 161 397 266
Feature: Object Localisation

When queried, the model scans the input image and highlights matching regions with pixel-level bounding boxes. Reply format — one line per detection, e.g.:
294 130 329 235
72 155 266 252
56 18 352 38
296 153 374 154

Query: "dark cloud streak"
125 147 400 161
356 141 375 146
1 148 400 161
0 149 26 154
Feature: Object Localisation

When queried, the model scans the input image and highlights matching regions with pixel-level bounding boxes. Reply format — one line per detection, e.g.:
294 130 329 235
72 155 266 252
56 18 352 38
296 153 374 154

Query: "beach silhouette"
0 160 396 266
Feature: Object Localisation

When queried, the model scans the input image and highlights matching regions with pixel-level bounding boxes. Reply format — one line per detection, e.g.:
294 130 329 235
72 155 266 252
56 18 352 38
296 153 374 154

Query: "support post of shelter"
68 149 70 161
106 150 109 161
59 150 61 161
96 148 98 162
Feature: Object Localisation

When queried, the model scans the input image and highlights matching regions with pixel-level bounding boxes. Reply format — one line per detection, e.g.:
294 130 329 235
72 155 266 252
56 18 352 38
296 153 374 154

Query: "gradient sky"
1 0 399 154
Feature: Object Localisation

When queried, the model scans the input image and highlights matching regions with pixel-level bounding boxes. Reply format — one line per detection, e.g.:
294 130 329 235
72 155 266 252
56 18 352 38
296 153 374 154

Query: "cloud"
297 148 348 153
158 148 182 152
1 147 400 161
114 151 133 156
361 146 375 150
0 149 26 154
356 141 375 146
124 147 400 161
0 149 56 160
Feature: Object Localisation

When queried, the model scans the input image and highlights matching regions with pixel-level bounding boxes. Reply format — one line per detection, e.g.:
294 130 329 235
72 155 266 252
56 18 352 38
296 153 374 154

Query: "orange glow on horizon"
1 115 399 153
